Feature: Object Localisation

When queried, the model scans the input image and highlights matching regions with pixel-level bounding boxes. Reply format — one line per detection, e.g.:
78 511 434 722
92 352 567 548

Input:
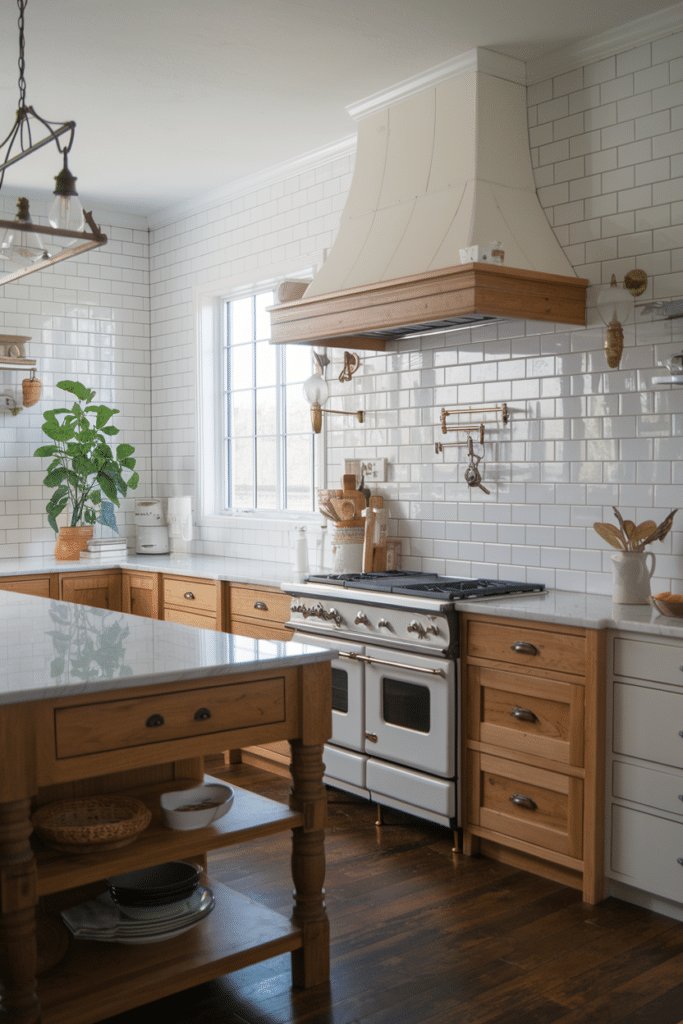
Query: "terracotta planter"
54 526 93 562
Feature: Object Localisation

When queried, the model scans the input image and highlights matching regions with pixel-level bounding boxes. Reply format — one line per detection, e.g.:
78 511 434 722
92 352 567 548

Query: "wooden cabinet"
59 570 122 611
162 575 224 630
228 583 293 774
228 583 292 641
0 658 332 1024
0 573 58 599
122 570 160 618
462 613 605 904
606 631 683 909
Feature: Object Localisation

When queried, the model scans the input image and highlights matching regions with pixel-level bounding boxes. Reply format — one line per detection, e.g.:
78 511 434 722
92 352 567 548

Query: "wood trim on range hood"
269 263 589 350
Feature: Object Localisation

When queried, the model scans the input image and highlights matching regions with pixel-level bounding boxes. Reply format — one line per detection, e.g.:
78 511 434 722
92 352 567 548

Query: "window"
198 283 320 519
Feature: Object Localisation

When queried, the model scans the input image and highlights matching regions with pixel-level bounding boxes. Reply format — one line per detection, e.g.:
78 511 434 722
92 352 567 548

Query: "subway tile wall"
0 199 150 556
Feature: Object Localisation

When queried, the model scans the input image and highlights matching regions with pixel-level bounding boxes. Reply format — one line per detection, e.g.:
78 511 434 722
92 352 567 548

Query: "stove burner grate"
393 578 546 599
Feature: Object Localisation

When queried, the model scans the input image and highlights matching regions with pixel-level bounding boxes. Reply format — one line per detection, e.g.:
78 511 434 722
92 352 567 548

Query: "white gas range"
282 571 546 842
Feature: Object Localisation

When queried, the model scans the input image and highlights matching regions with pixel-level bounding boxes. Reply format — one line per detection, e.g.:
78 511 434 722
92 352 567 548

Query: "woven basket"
32 796 152 853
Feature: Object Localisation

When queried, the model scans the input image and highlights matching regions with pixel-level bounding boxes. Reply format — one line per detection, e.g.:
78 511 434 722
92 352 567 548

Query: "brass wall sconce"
303 350 363 433
597 269 647 368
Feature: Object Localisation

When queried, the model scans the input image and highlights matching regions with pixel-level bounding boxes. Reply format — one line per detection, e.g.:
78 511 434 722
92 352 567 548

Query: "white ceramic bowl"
160 784 234 831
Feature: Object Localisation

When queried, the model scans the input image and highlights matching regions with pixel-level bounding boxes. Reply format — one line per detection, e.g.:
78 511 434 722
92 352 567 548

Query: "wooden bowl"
651 593 683 618
31 796 152 853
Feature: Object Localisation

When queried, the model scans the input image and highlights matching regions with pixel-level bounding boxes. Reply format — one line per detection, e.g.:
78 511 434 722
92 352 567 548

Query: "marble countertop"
0 590 334 706
454 589 683 639
0 552 292 589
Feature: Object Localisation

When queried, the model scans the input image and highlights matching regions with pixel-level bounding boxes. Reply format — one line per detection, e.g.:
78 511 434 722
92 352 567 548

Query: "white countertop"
0 552 292 589
455 589 683 639
0 590 334 706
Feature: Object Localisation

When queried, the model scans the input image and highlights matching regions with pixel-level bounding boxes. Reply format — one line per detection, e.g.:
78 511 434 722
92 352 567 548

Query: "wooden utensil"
331 497 356 520
362 497 387 571
342 474 366 517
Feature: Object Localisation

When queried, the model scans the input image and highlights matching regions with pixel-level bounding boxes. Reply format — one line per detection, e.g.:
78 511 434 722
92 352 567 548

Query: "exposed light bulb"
1 198 49 266
49 152 85 238
303 374 329 407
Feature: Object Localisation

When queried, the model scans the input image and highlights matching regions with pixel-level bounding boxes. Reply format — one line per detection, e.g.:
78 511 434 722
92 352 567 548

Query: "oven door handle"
338 651 446 677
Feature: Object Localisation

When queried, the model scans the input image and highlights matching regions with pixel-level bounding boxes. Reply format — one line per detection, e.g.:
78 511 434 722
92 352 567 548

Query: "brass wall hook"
338 351 360 383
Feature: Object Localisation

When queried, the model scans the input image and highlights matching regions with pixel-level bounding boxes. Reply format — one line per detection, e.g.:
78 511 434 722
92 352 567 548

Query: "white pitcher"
611 550 656 604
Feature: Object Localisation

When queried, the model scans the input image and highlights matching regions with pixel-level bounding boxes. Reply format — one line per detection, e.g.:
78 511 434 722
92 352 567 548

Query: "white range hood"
270 48 587 349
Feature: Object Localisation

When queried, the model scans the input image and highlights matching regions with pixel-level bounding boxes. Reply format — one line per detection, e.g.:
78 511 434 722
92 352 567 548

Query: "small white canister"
332 524 364 573
134 499 166 525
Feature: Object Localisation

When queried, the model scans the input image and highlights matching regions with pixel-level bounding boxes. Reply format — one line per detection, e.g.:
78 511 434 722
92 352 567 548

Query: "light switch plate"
361 458 387 483
343 459 362 486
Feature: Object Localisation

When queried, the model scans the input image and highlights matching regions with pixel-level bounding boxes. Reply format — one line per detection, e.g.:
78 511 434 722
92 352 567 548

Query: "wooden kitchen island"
0 591 333 1024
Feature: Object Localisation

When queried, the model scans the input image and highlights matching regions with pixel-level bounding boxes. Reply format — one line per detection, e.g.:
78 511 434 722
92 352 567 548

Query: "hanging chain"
17 0 27 108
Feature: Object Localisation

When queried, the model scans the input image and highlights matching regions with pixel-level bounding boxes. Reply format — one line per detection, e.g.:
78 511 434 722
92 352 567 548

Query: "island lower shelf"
38 880 302 1024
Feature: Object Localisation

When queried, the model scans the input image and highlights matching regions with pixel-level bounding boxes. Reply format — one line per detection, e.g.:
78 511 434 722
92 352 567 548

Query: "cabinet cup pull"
254 601 268 610
184 591 195 600
510 706 537 723
511 641 538 656
510 793 537 811
146 714 164 728
194 707 211 721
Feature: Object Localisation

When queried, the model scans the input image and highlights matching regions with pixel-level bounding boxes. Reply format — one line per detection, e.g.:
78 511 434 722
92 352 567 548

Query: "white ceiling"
0 0 679 218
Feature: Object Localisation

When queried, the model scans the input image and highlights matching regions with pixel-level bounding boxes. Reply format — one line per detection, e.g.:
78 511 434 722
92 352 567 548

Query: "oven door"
291 632 364 752
363 644 456 778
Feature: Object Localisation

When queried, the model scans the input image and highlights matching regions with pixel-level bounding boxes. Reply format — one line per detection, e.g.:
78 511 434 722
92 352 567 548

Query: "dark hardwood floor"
98 763 683 1024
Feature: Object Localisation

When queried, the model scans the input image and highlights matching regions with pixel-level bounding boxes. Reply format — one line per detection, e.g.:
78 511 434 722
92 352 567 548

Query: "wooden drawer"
163 577 218 614
613 636 683 688
467 665 584 766
0 574 57 599
229 586 291 624
467 619 586 676
613 682 683 769
611 804 683 902
468 750 583 859
54 677 287 757
164 607 220 631
231 618 291 641
613 760 683 819
59 571 122 611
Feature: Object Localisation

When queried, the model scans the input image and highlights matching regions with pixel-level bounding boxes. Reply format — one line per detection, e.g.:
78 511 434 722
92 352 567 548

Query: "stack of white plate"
61 886 214 945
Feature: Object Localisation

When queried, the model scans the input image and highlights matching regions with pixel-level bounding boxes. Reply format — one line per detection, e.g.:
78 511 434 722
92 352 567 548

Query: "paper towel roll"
167 496 193 541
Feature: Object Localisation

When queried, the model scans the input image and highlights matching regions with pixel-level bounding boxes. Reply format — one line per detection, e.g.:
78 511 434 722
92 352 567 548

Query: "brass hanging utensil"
22 368 41 406
464 435 490 495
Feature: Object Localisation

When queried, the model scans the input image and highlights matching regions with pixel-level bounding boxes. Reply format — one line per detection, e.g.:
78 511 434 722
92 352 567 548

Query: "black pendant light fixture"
0 0 106 284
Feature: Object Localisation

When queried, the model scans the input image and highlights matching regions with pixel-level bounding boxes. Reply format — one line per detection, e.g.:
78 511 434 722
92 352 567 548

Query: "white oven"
291 630 458 824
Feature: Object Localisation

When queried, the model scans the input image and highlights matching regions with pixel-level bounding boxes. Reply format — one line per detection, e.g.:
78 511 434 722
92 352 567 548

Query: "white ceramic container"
160 784 234 830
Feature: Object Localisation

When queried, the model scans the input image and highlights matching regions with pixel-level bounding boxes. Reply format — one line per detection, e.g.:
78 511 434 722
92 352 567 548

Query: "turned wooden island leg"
288 739 329 989
0 798 39 1024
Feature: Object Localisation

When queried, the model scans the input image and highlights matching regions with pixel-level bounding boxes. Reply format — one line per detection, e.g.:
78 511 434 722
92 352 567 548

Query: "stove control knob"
354 612 370 626
408 620 427 639
426 623 440 636
377 619 393 630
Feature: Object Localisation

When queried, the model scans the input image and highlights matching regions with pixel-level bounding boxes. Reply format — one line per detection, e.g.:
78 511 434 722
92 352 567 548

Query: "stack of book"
80 537 128 561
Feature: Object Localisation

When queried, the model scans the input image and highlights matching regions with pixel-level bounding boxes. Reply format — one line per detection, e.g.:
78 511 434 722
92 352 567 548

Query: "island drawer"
229 586 292 625
467 665 584 766
466 620 586 677
54 677 287 757
468 750 583 858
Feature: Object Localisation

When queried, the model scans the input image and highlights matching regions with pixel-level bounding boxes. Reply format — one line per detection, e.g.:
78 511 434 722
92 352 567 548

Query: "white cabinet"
606 631 683 917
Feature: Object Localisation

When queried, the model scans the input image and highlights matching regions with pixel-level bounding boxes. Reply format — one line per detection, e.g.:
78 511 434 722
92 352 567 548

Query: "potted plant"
594 506 678 604
34 380 139 560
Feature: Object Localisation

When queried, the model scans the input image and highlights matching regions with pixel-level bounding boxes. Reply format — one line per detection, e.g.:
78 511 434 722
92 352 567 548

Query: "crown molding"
526 0 683 83
148 134 356 231
346 48 526 122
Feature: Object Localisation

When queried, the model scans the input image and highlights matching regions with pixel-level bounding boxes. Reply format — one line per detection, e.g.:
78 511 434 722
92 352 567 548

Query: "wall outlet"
361 458 387 483
343 459 362 486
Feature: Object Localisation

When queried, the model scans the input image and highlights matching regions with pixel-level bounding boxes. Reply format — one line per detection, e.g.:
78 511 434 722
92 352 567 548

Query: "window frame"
195 268 324 528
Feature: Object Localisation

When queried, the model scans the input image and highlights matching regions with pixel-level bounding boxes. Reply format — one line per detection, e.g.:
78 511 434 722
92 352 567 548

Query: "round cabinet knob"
146 714 164 728
184 592 195 600
194 707 211 721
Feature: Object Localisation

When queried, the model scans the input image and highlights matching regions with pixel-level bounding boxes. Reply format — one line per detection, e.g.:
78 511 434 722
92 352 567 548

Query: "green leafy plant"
34 380 139 533
594 506 678 552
